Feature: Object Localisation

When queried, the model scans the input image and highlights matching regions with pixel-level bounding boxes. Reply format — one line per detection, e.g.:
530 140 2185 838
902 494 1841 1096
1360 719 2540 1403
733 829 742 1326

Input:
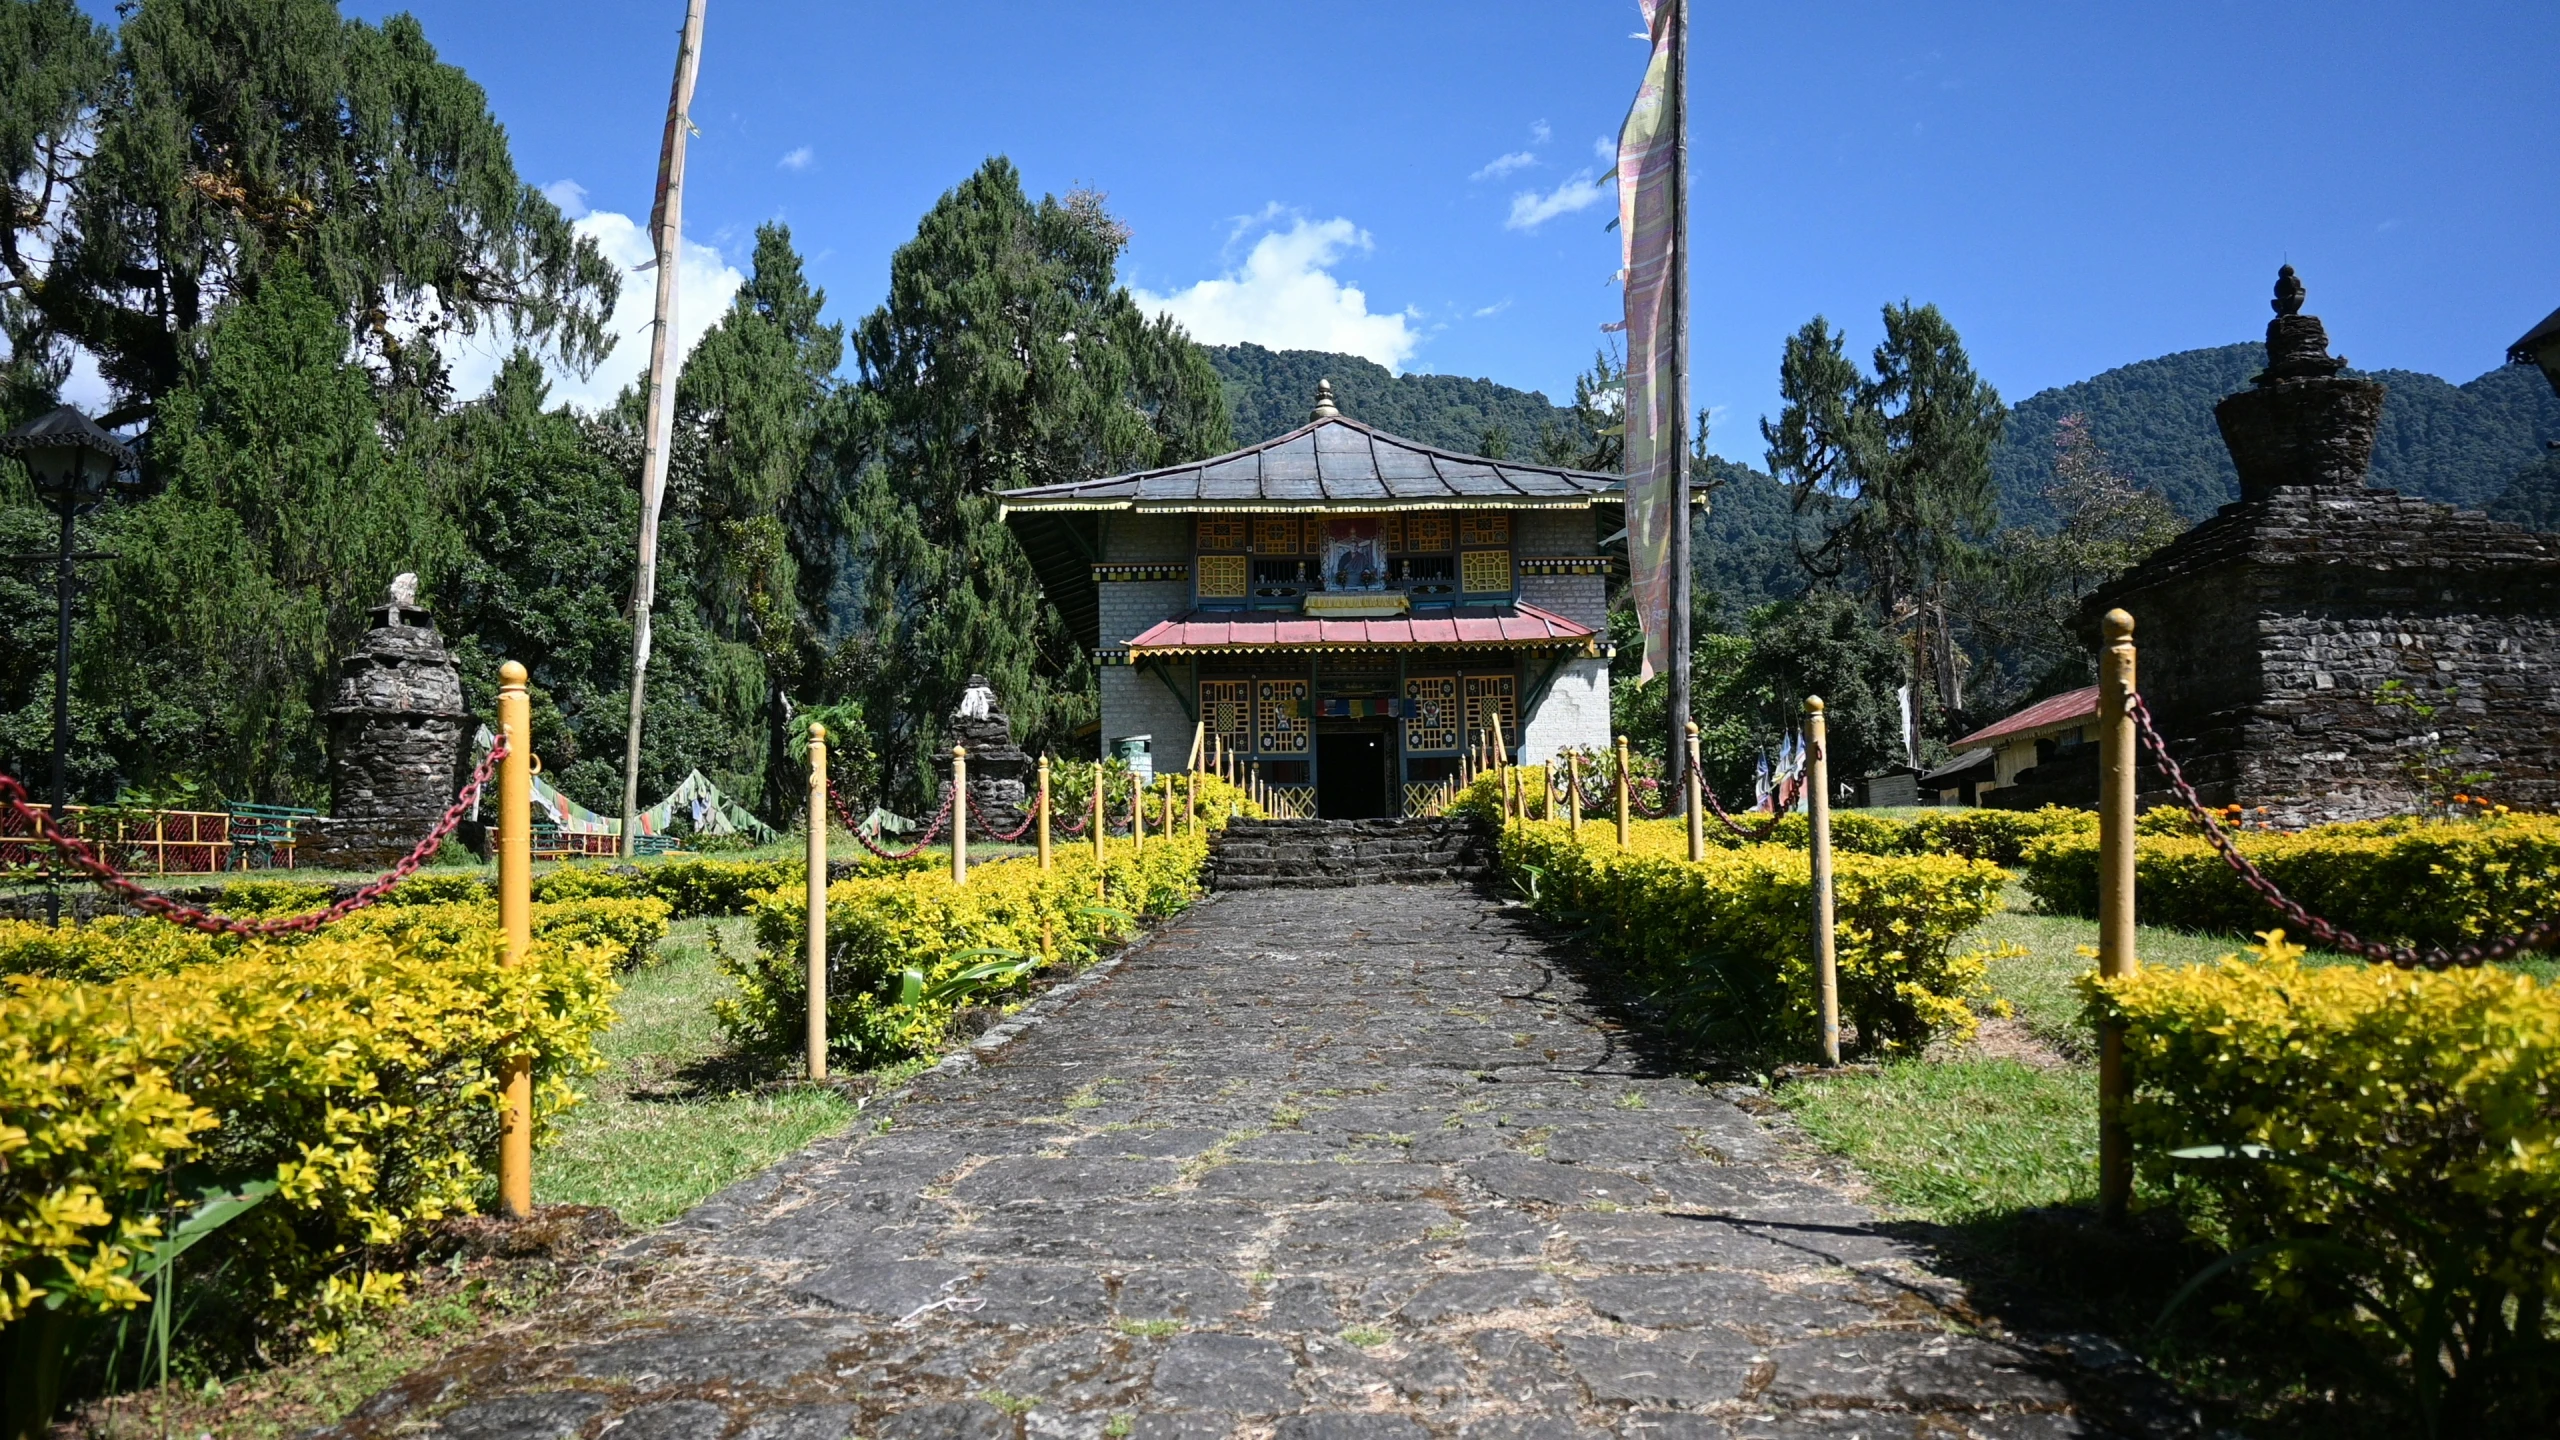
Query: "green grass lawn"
539 916 866 1225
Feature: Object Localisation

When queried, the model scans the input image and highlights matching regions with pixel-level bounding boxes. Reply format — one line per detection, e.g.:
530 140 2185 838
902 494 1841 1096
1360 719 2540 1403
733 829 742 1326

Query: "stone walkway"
338 885 2184 1440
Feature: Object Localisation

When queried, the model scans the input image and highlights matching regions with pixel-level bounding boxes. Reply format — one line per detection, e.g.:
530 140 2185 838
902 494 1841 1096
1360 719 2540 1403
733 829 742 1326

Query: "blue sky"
316 1 2560 461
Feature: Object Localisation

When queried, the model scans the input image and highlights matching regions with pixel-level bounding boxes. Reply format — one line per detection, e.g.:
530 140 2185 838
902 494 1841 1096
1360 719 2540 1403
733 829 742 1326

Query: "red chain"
0 739 506 936
966 793 1036 843
833 781 951 862
2127 691 2555 970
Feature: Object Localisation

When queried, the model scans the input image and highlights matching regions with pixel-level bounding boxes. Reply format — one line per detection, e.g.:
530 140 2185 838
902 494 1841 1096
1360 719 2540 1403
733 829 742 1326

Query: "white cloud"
541 179 590 219
1530 119 1553 144
778 145 814 172
1592 134 1619 166
1505 170 1610 231
1471 299 1513 319
1470 151 1538 182
443 206 745 412
1132 214 1420 371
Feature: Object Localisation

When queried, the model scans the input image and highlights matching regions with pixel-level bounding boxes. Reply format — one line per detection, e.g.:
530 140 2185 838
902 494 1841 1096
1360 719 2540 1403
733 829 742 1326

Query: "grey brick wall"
1098 580 1189 647
1101 665 1194 765
1103 514 1189 562
1517 574 1607 630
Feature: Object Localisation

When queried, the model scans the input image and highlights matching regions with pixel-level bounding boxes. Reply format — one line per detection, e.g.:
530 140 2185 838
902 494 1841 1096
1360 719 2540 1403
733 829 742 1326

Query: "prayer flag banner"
1616 0 1680 683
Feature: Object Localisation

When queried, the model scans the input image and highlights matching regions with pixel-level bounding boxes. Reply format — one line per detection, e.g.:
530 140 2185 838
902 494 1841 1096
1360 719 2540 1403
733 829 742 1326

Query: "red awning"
1125 602 1597 656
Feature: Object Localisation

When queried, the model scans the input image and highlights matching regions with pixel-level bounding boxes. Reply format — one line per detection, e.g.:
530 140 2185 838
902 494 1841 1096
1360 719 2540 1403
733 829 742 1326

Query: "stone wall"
1099 665 1193 765
2083 269 2560 826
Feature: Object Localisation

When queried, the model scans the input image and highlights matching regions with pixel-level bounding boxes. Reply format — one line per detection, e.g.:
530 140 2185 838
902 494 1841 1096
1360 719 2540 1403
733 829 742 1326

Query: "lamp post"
1 407 140 924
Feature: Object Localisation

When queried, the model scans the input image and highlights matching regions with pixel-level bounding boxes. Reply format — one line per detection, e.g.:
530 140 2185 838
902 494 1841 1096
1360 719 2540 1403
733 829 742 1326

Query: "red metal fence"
0 805 244 874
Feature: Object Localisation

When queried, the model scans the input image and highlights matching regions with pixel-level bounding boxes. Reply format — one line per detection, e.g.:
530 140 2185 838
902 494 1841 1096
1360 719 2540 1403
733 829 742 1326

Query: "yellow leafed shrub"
1502 819 2005 1056
0 896 672 980
0 929 616 1343
2085 934 2560 1420
2023 813 2560 950
720 831 1213 1068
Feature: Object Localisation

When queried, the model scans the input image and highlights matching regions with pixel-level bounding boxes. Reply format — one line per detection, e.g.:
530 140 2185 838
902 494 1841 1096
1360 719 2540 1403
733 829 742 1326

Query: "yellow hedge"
2086 934 2560 1412
1454 769 2091 865
1502 818 2006 1056
721 831 1213 1068
0 930 616 1342
2024 813 2560 950
0 896 672 980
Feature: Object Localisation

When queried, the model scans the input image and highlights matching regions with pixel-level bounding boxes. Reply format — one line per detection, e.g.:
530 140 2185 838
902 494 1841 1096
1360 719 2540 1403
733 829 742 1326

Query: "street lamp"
1 406 139 920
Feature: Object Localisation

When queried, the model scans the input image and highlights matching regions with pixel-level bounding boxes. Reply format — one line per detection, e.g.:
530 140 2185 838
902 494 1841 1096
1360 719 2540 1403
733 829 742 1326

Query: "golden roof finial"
1311 378 1339 421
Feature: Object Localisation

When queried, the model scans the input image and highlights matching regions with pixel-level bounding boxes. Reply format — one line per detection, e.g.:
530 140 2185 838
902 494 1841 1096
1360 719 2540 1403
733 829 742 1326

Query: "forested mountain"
1992 342 2560 525
1205 344 1575 454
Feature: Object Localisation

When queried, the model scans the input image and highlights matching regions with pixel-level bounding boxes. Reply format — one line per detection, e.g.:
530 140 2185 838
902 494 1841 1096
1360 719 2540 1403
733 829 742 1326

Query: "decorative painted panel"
1255 679 1310 754
1403 514 1453 553
1196 553 1248 599
1201 680 1251 757
1381 515 1404 552
1403 676 1459 753
1464 673 1518 748
1460 549 1513 594
1459 512 1510 547
1253 516 1299 554
1197 516 1248 551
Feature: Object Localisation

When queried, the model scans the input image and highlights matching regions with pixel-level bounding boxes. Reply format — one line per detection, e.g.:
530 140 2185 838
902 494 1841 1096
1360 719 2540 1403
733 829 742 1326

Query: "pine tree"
80 262 453 800
0 0 615 406
846 160 1230 802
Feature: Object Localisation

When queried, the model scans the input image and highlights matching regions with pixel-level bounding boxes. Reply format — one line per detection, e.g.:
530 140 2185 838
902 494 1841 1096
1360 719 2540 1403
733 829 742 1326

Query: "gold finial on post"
805 723 829 1079
1036 755 1052 870
951 745 968 885
1613 735 1632 848
1567 750 1583 838
496 661 534 1219
1805 696 1839 1066
2098 608 2139 1224
1684 720 1706 862
1311 378 1339 420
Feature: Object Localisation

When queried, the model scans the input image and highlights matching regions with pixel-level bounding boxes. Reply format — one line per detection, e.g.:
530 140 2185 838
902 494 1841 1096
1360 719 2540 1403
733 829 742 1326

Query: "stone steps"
1205 817 1489 890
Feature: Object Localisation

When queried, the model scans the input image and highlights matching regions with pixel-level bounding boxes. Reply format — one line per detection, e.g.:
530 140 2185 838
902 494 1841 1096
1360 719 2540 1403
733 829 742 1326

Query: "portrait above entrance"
999 382 1626 818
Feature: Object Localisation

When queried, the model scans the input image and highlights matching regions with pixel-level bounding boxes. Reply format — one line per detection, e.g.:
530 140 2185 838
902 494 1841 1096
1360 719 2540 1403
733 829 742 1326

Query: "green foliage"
847 163 1231 806
1956 414 2184 708
2487 449 2560 534
1992 343 2560 524
1500 818 2005 1058
1207 342 1571 452
0 0 615 402
2088 934 2560 1433
2372 680 2496 815
57 263 453 802
719 834 1212 1067
0 927 617 1349
2022 813 2560 950
1763 304 2003 621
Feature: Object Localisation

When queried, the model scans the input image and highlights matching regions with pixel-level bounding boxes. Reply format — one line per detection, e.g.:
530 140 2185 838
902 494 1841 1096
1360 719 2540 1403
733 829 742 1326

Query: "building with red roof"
1001 381 1636 818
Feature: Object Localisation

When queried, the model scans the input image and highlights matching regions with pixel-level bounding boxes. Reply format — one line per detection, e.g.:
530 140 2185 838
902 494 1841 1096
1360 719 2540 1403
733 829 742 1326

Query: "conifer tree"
846 160 1230 801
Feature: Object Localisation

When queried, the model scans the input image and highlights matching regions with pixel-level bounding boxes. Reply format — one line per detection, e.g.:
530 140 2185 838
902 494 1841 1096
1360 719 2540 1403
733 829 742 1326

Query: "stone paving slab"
330 886 2192 1440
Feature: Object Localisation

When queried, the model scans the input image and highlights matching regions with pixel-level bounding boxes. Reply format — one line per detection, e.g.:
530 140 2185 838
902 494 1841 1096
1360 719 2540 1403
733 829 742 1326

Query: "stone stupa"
306 574 472 866
2082 267 2560 823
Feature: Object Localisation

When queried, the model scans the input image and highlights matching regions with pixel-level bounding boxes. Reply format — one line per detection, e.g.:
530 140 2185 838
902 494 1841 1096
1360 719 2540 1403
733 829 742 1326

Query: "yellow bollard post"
496 661 535 1220
1614 735 1632 848
1036 756 1052 870
1806 697 1840 1066
2098 609 2140 1224
1567 751 1583 838
951 745 968 885
1090 764 1105 885
1685 720 1706 863
806 724 829 1080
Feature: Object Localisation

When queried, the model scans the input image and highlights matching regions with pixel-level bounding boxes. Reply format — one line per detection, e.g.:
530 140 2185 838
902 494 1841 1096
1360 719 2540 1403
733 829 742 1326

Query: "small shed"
1934 686 2100 804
